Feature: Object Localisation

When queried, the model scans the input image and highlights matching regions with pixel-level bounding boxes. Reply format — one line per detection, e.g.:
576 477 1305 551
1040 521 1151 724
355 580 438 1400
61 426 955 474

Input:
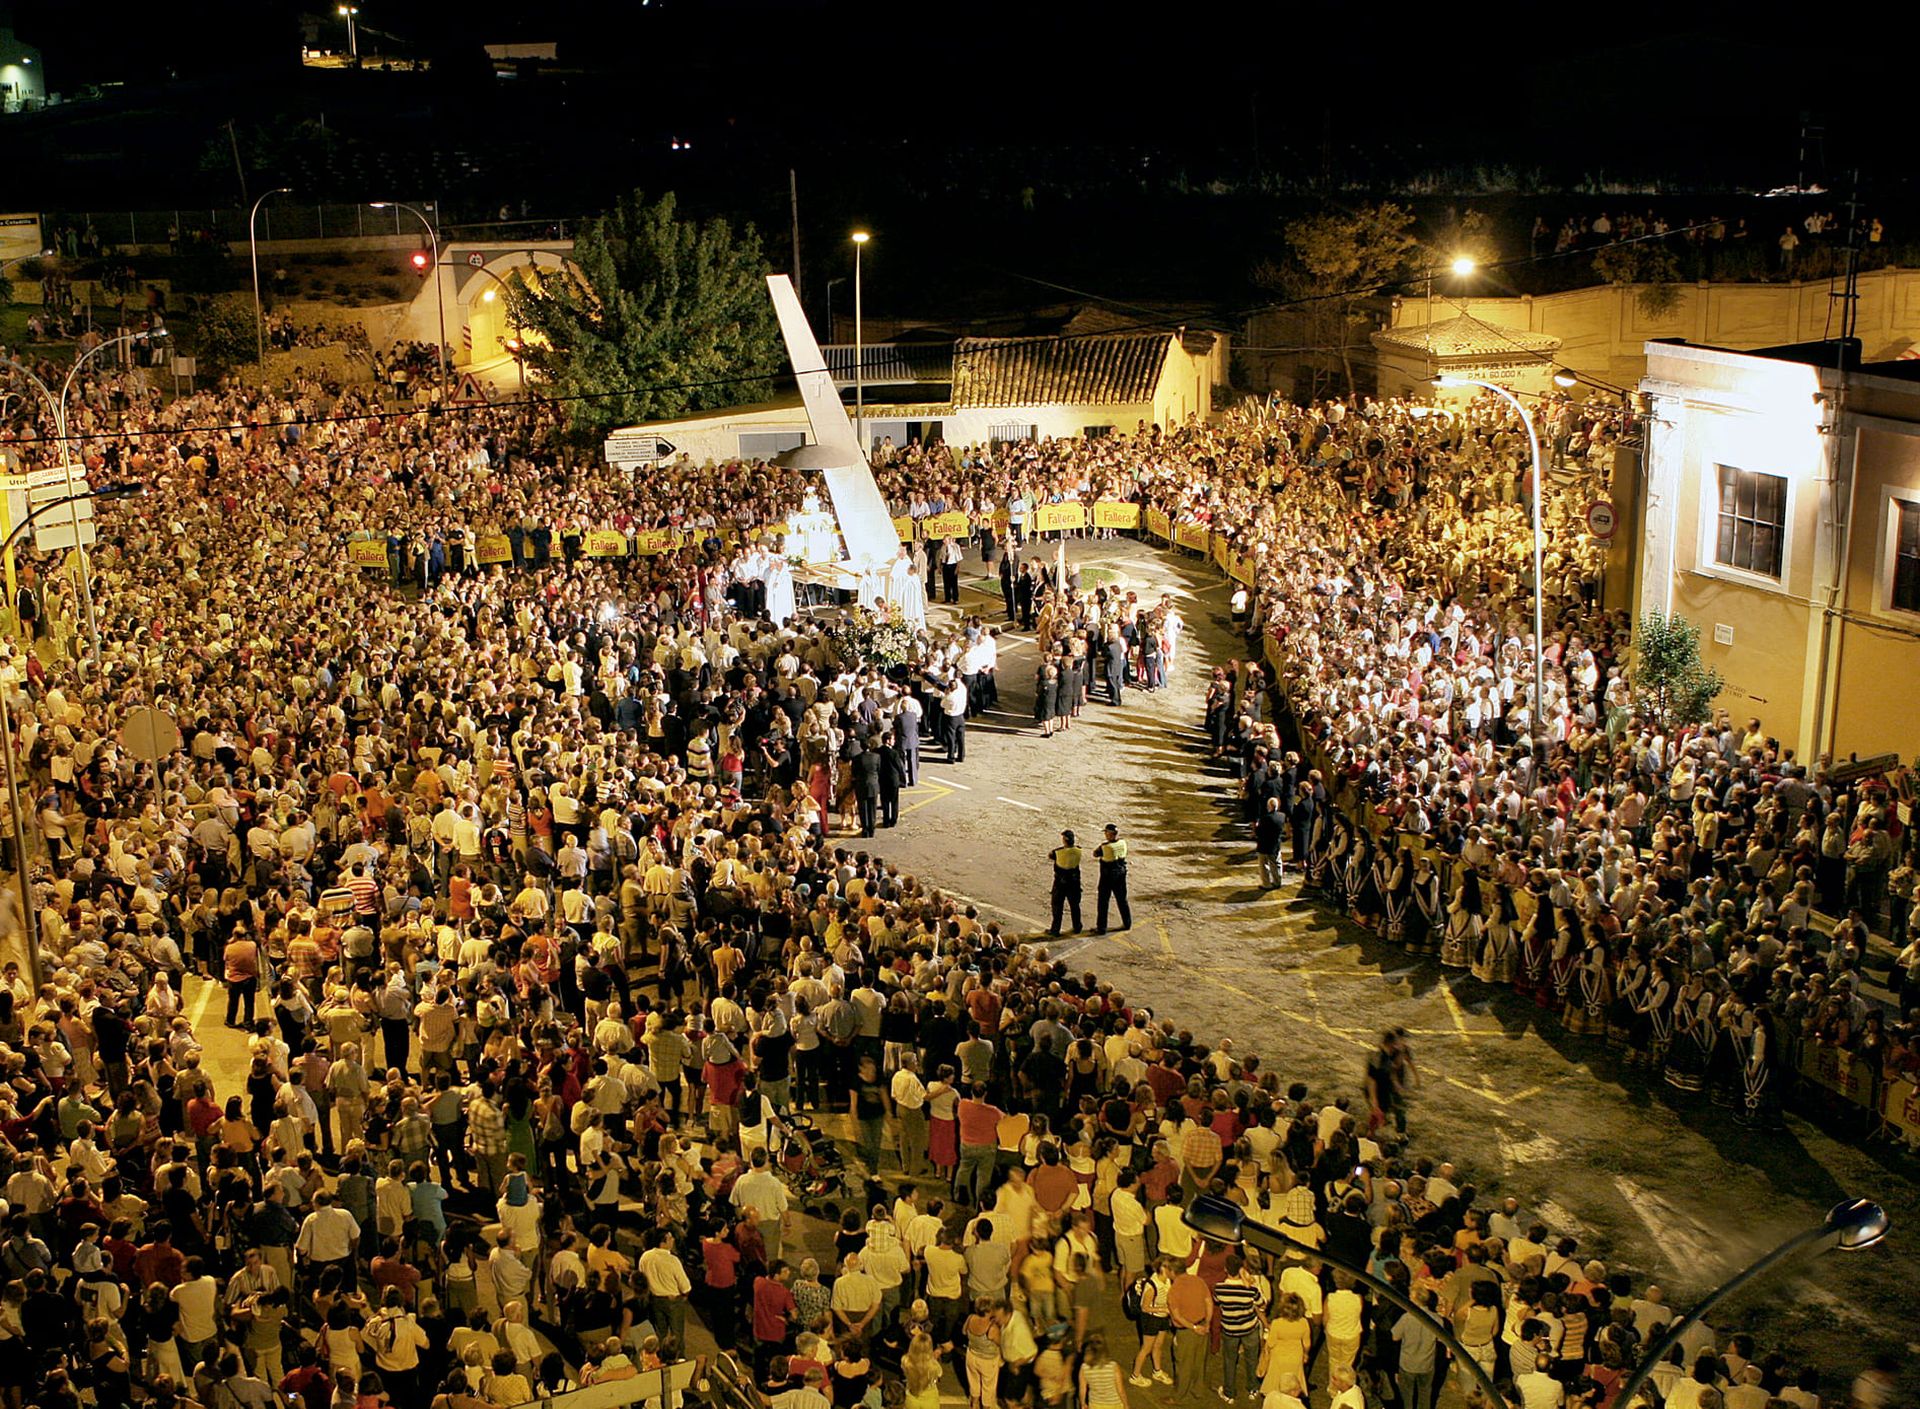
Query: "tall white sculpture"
765 274 902 568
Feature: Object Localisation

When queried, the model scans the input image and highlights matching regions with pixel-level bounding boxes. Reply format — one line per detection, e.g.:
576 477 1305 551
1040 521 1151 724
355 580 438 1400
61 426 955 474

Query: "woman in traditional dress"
1637 962 1674 1071
1564 931 1612 1036
1472 881 1516 985
1741 1003 1782 1129
1516 884 1553 1003
1444 869 1482 971
1405 855 1442 956
1707 995 1746 1107
1381 847 1411 946
1348 832 1382 930
1663 974 1715 1095
1324 820 1354 913
1608 949 1647 1052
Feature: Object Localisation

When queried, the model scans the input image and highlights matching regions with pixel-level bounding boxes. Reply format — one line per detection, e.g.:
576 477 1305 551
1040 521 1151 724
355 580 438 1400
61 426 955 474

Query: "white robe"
885 553 913 611
856 560 885 612
899 569 927 629
765 558 798 626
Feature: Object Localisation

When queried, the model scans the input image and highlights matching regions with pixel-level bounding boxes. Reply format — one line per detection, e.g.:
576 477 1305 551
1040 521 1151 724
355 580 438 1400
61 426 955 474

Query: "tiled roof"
951 333 1172 409
1372 313 1560 358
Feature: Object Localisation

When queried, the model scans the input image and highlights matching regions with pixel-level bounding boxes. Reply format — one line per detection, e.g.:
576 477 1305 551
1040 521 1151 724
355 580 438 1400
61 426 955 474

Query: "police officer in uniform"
1095 823 1132 933
1048 829 1083 935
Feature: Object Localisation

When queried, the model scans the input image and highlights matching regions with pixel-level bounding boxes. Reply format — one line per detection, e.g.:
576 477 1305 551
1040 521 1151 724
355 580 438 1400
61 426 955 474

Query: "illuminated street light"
1450 254 1477 277
851 231 871 457
337 4 359 59
1553 366 1579 389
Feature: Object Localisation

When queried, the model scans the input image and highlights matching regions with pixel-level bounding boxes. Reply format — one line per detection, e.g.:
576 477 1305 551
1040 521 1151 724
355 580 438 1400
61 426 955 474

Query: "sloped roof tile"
950 333 1172 409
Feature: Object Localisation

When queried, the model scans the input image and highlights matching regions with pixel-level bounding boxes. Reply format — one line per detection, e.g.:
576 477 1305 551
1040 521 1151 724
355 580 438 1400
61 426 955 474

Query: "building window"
1083 424 1114 439
1893 500 1920 613
1714 465 1786 579
989 423 1037 448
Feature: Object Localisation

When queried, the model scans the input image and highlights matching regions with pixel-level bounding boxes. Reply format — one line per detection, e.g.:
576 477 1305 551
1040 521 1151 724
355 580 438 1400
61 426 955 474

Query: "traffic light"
410 250 431 274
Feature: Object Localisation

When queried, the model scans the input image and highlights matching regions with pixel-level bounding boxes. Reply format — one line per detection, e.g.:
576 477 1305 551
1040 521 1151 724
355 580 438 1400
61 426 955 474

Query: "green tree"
1256 201 1419 400
508 191 783 442
187 292 262 370
1633 610 1725 730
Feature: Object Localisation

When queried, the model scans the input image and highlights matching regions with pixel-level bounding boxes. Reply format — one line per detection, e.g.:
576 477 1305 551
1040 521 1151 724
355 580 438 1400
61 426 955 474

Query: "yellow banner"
1211 536 1231 571
1145 507 1172 541
347 538 388 569
585 529 628 558
1031 502 1087 533
1800 1043 1874 1106
633 528 679 556
920 511 970 540
475 533 511 565
1175 522 1209 553
892 515 916 541
1092 501 1141 530
1229 552 1256 585
992 509 1011 536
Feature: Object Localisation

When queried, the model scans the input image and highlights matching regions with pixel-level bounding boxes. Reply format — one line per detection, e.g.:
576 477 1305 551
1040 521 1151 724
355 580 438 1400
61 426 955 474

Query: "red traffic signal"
410 250 431 273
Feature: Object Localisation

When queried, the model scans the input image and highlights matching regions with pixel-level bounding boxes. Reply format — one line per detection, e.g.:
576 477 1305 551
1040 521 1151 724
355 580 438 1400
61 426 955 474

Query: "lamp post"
4 332 164 663
371 202 447 392
338 4 359 58
1434 373 1546 775
1424 254 1477 362
851 230 869 460
0 482 141 989
1183 1195 1513 1409
1612 1199 1888 1409
249 187 295 376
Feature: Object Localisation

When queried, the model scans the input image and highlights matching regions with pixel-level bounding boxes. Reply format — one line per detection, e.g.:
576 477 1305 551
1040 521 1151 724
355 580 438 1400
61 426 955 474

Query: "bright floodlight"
851 230 871 245
1431 374 1469 388
1183 1194 1247 1247
1827 1198 1890 1251
368 202 390 209
482 289 496 303
1451 256 1477 277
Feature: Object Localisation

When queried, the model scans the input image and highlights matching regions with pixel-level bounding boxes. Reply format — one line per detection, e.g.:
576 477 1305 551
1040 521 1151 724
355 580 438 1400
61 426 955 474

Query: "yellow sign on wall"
347 538 388 569
1092 501 1141 530
1175 522 1209 553
585 529 628 558
1145 507 1172 541
475 533 512 565
920 511 971 540
892 515 916 541
1031 502 1087 533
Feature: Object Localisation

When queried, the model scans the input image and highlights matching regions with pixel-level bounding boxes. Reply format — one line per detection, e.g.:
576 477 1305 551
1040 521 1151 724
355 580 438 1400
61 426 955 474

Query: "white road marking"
923 775 971 790
189 971 220 1031
940 888 1050 930
996 796 1044 811
1611 1174 1722 1278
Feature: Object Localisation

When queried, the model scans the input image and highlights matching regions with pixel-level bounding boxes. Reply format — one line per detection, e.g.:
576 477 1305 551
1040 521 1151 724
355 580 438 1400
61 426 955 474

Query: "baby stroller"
775 1114 864 1212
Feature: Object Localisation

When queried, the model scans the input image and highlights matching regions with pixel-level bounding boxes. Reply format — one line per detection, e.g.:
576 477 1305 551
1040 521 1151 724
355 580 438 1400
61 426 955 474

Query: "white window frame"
1696 460 1796 593
1873 484 1920 621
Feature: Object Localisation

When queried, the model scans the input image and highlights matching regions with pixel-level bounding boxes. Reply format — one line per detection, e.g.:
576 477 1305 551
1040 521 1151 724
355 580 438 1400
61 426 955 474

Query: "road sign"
604 433 676 465
120 706 183 762
466 252 486 267
25 472 96 552
1585 499 1617 540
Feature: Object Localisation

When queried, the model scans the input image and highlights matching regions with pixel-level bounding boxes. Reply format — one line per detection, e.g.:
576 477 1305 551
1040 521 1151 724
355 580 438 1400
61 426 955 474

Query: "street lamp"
370 202 447 393
1434 373 1546 775
1183 1195 1513 1409
4 332 166 662
851 230 869 460
249 187 295 376
1425 253 1477 353
0 482 142 989
1612 1199 1888 1409
337 4 359 58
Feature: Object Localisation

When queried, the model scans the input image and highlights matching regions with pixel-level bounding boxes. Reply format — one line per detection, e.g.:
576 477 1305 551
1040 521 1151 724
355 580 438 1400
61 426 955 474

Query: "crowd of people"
0 336 1898 1409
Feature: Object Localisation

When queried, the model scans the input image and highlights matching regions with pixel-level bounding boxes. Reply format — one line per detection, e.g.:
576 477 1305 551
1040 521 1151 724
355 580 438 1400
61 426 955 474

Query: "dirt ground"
856 535 1920 1399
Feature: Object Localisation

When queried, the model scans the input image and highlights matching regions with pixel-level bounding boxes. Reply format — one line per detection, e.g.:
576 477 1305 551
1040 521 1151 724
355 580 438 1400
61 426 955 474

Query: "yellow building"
1637 338 1920 766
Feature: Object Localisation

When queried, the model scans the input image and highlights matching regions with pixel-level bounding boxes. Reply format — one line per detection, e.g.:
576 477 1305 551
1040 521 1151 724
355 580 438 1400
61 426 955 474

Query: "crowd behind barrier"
0 347 1902 1409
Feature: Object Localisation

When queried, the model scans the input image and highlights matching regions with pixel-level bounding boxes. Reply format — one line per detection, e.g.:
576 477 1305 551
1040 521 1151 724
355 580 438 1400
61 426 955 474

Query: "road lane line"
923 776 971 790
996 796 1043 812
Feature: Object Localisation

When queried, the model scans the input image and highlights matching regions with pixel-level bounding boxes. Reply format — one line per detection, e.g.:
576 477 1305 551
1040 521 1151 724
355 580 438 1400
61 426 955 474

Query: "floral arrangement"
824 606 919 668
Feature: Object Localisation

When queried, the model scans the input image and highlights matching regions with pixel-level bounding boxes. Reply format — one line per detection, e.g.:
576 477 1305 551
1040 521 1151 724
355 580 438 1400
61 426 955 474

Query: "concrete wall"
1392 268 1920 395
1829 420 1920 760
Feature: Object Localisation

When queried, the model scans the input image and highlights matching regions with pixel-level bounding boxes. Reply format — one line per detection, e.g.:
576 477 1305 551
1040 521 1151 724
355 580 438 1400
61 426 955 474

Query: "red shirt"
957 1099 1003 1148
753 1276 797 1342
702 1237 741 1290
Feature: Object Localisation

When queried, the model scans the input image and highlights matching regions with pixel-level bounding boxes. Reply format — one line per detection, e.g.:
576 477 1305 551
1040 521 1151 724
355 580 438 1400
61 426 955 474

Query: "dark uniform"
1049 832 1083 935
1095 827 1132 932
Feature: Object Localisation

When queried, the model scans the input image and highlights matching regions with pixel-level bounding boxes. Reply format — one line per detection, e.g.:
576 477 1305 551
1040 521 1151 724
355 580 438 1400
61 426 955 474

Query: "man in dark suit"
999 548 1019 622
851 739 882 838
878 732 905 828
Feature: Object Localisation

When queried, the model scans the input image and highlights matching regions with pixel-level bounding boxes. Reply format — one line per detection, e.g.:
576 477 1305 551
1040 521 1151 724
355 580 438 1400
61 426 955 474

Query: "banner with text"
1031 502 1088 534
475 533 512 565
633 528 681 556
347 539 389 569
585 529 629 558
1092 501 1141 530
920 511 971 540
1174 521 1209 553
1145 507 1173 542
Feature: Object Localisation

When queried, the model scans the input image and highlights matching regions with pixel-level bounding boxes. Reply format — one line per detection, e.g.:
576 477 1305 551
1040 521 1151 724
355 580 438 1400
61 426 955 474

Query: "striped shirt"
346 874 380 915
1214 1276 1263 1336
